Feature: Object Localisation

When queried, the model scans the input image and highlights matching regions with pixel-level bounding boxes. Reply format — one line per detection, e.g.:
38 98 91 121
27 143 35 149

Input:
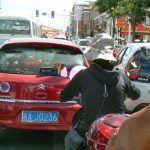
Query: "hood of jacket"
89 64 120 86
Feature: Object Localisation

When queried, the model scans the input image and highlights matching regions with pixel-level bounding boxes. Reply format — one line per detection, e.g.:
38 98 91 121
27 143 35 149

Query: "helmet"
94 51 116 62
92 33 114 50
85 33 115 62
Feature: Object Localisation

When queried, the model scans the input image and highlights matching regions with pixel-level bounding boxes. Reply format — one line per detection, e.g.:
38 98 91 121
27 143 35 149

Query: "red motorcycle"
86 114 129 150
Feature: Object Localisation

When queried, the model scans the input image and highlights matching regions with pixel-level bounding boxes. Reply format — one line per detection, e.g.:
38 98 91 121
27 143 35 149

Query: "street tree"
117 0 150 41
95 0 121 38
96 0 150 41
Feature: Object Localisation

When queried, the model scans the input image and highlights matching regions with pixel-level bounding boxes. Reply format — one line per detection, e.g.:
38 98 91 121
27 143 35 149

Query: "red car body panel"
0 38 87 130
0 73 68 100
0 101 81 130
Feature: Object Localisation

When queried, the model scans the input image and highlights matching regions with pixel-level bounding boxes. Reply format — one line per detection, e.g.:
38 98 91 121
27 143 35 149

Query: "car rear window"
0 45 86 75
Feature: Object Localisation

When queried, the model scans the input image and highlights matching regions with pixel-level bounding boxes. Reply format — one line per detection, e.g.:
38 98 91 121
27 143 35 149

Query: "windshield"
0 19 30 35
78 40 89 46
0 39 8 45
0 45 85 75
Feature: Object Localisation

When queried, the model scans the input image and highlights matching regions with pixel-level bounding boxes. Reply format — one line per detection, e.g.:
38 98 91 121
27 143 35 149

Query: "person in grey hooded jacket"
60 52 140 150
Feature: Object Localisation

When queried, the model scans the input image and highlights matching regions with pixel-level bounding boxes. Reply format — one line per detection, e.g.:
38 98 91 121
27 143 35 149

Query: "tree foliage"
95 0 121 18
118 0 150 24
95 0 150 41
96 0 150 24
95 0 122 37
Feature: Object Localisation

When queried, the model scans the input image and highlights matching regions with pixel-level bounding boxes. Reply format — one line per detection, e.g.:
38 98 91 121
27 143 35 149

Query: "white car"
115 43 150 113
77 39 90 52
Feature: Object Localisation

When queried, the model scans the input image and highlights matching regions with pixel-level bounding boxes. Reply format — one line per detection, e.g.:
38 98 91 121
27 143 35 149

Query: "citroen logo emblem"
36 84 45 90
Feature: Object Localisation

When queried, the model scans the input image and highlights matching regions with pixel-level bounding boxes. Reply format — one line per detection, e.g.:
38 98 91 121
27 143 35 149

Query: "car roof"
78 39 90 41
127 43 150 47
117 43 150 57
1 38 82 52
125 43 150 51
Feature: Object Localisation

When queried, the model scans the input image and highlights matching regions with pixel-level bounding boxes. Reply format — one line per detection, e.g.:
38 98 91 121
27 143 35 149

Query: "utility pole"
76 16 79 40
128 17 131 43
70 14 79 40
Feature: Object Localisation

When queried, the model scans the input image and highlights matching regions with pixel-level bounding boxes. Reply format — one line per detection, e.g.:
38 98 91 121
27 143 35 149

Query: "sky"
0 0 95 31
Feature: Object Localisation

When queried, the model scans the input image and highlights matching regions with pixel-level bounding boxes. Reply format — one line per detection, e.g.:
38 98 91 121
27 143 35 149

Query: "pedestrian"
60 51 140 150
106 104 150 150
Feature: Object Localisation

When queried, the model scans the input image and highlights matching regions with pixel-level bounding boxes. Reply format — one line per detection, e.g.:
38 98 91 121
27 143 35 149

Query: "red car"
86 114 129 150
0 38 89 130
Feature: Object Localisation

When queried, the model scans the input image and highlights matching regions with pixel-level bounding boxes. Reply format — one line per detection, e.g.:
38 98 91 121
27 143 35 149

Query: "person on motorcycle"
60 51 141 150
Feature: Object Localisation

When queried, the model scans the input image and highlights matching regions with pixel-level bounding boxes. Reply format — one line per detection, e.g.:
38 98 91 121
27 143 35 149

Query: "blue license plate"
22 111 59 123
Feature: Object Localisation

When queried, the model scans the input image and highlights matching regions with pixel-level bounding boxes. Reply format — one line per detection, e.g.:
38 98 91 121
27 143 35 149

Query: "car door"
116 46 135 73
117 46 150 112
127 48 150 112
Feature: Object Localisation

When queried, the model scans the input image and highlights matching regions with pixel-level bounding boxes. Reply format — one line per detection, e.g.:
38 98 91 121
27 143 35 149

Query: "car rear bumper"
0 99 82 130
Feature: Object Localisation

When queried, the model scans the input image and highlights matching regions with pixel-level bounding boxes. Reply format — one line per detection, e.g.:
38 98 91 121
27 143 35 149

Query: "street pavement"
0 128 67 150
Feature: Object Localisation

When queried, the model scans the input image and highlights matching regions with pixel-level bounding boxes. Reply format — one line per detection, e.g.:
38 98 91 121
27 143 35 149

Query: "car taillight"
99 121 116 139
94 130 109 149
138 103 148 108
86 122 115 150
113 47 117 58
86 114 128 150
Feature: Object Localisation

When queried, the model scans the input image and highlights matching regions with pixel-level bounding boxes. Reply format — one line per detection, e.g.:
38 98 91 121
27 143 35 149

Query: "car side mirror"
126 62 141 80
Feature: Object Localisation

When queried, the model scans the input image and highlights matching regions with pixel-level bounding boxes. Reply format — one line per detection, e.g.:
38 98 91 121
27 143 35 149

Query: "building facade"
71 2 150 42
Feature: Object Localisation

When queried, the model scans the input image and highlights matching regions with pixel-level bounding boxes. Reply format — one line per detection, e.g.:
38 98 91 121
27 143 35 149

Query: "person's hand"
54 63 67 76
54 63 62 72
72 96 82 104
72 96 79 100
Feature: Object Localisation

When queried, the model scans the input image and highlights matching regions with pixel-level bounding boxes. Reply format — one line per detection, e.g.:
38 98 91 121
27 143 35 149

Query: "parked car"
86 113 129 150
0 38 89 130
77 38 91 52
115 43 150 113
